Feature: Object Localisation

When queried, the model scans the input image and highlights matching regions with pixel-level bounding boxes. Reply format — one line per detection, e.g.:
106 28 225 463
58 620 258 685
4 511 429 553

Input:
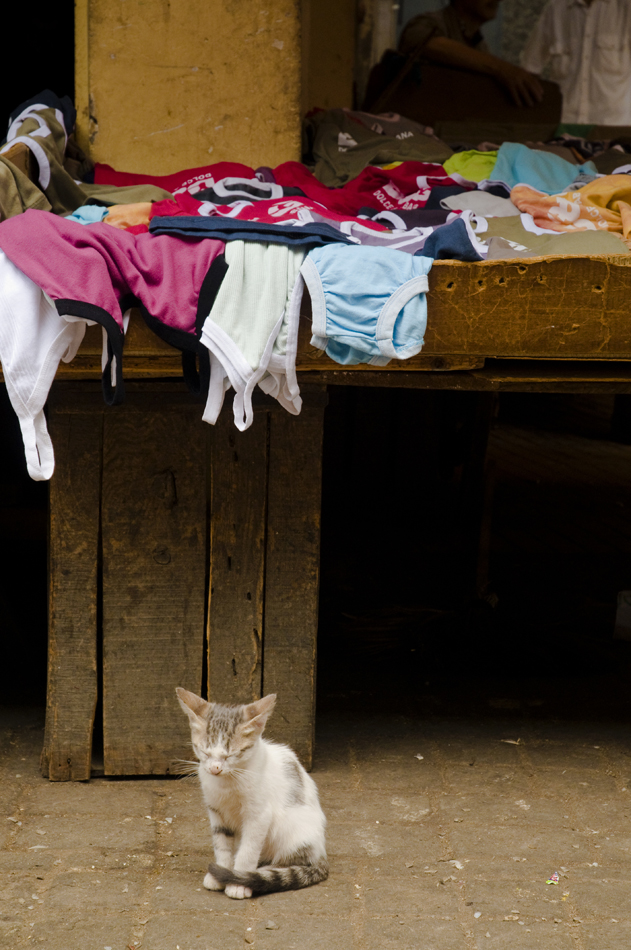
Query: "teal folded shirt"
489 142 598 195
65 204 109 225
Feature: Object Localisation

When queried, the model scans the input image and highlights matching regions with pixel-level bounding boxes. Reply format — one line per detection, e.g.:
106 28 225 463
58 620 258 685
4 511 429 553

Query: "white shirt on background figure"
521 0 631 125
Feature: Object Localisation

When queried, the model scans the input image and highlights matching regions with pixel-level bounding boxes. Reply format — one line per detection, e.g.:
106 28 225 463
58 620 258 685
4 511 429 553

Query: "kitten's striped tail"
208 858 329 894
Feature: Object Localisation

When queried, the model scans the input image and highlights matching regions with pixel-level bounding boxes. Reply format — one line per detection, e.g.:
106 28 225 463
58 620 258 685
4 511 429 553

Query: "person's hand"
494 63 544 108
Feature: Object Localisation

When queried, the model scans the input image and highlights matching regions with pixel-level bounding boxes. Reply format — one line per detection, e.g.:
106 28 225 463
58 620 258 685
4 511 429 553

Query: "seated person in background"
398 0 544 108
521 0 631 125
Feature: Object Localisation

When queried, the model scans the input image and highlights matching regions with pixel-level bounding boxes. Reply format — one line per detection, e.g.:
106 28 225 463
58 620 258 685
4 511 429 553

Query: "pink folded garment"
0 209 226 403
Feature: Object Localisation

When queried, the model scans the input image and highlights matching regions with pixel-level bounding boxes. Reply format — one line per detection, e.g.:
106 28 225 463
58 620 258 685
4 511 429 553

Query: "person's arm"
423 36 545 107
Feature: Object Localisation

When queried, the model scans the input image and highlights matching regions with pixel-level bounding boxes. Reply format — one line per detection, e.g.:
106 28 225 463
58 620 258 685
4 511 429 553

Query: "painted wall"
76 0 302 175
302 0 356 114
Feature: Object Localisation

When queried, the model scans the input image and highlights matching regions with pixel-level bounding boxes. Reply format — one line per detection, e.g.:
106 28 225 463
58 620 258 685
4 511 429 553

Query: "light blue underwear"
300 244 432 366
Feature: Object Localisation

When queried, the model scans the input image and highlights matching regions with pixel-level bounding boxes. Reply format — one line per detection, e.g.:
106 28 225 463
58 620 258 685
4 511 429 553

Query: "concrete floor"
2 698 631 950
3 397 631 949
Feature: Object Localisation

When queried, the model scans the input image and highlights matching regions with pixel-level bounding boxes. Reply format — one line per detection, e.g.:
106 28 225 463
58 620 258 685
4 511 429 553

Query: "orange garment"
104 202 153 230
511 175 631 241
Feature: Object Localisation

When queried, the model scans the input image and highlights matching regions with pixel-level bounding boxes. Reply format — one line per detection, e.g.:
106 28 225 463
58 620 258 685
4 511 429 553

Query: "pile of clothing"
1 96 631 480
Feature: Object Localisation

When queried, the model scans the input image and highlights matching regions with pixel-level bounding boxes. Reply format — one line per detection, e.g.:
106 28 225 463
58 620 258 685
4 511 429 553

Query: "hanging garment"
300 244 432 366
0 210 226 405
0 249 89 479
200 241 305 431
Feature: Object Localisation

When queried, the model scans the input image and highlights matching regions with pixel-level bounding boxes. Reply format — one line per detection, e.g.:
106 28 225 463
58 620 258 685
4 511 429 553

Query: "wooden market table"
36 252 631 779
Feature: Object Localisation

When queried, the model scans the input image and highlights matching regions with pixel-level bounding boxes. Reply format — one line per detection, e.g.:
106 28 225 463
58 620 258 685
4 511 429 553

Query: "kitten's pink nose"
210 762 223 775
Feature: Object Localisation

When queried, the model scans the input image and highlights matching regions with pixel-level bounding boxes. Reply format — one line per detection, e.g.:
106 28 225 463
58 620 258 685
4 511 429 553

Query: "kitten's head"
176 688 276 778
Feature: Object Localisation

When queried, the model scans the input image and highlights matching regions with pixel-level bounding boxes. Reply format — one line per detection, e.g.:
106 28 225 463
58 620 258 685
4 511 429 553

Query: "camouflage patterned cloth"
0 101 88 216
0 93 172 221
304 107 452 188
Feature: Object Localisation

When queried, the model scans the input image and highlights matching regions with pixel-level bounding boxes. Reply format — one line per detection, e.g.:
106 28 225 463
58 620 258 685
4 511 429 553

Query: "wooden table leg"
44 383 326 778
42 388 102 780
207 409 267 705
262 390 327 770
101 387 207 775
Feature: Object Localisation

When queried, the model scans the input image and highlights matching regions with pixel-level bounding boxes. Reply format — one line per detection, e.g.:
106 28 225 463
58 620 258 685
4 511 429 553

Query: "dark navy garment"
150 216 354 247
418 218 484 262
483 182 512 199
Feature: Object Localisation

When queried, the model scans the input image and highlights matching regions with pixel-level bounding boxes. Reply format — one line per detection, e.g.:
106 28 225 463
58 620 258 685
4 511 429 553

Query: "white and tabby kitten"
176 688 328 900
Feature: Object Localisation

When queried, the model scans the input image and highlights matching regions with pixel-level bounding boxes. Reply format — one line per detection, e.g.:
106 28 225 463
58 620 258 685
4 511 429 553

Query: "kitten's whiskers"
172 759 200 777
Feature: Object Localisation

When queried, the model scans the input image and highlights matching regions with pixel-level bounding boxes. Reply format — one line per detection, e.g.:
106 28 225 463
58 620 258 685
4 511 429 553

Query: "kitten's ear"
242 693 276 736
176 687 211 723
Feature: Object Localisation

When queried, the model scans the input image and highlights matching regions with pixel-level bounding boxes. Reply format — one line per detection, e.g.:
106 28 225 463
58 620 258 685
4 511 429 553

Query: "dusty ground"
2 696 631 950
2 395 631 949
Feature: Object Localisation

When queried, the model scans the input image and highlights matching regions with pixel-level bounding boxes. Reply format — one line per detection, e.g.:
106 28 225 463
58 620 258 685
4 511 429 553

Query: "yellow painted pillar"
76 0 302 174
302 0 357 115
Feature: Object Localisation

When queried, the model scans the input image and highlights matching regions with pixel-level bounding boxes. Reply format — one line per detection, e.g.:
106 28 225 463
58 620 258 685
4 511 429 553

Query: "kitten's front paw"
203 871 225 891
225 884 253 900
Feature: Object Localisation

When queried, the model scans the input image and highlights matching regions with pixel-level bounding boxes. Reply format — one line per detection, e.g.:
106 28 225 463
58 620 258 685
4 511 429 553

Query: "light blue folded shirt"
65 204 110 225
489 142 598 195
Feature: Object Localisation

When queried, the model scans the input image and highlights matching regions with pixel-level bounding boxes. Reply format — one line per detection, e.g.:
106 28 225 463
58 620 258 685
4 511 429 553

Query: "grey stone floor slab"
2 704 631 950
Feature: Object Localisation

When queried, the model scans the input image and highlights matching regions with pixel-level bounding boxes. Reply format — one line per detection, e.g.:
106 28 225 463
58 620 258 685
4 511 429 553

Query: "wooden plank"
297 362 631 393
101 389 207 775
3 141 38 182
207 410 267 705
423 256 631 360
38 257 631 384
294 257 631 365
295 310 485 373
262 394 326 770
42 388 102 780
54 317 183 380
